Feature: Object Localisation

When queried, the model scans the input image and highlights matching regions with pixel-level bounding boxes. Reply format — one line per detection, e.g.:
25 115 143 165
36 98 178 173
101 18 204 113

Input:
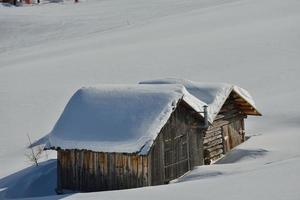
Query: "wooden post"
186 131 191 170
56 158 63 194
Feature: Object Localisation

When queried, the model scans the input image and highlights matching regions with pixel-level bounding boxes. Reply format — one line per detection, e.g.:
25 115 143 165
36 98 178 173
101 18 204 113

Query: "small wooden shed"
33 79 261 192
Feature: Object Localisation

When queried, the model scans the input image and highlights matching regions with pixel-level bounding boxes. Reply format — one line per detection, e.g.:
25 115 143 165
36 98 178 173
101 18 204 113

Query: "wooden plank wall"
57 150 149 192
203 95 246 164
57 95 248 191
149 100 204 185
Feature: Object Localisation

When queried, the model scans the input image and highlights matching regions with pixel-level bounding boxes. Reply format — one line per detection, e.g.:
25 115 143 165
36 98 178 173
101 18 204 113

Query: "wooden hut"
32 79 261 193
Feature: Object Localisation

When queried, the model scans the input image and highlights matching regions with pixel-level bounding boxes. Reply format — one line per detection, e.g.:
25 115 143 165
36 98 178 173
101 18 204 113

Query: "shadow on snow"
216 148 268 164
0 159 73 199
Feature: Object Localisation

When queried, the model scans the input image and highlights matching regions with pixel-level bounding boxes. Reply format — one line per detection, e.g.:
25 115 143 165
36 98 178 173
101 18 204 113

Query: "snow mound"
38 84 206 154
140 78 259 122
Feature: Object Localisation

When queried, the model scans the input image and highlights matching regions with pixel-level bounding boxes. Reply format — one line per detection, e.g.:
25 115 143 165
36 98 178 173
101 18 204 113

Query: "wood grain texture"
58 150 148 192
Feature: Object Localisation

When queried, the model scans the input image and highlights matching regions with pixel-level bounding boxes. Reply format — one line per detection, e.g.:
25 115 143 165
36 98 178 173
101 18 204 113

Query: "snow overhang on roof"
32 84 207 155
139 78 262 121
31 78 261 155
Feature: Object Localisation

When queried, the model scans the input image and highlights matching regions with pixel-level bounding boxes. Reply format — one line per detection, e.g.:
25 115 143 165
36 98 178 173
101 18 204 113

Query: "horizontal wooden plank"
204 129 222 137
206 144 223 153
203 134 223 144
203 138 223 148
208 148 223 158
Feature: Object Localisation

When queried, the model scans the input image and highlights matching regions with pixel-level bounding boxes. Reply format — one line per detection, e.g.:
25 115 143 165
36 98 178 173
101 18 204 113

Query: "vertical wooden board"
77 150 81 190
159 134 165 183
80 150 84 190
76 150 80 189
65 150 69 190
70 150 74 189
147 154 151 186
120 154 125 189
150 135 163 185
63 151 67 188
82 150 85 191
119 154 125 189
228 122 239 148
142 156 148 186
71 150 75 190
90 152 95 191
222 125 230 153
89 151 92 174
137 156 143 186
102 153 107 189
111 153 116 189
57 150 62 191
67 150 71 188
103 153 108 189
93 152 98 189
73 149 77 190
134 154 139 187
128 154 133 188
120 153 124 189
107 153 112 189
240 119 245 141
61 150 65 188
123 154 129 188
97 152 104 190
76 150 79 190
58 150 63 186
73 150 76 181
91 152 94 191
93 152 96 191
98 152 102 190
94 152 97 176
84 151 89 190
115 153 120 189
189 130 201 168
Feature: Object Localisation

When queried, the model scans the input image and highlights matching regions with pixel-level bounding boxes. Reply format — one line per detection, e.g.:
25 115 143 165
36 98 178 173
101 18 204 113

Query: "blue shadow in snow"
0 159 73 199
215 148 268 164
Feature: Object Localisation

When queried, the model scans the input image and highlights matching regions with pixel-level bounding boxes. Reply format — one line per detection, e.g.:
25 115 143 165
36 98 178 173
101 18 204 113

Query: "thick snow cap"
32 79 260 155
139 78 261 122
38 84 206 155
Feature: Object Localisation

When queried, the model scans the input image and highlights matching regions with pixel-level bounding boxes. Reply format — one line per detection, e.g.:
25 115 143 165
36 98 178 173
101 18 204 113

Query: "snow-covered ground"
0 0 300 199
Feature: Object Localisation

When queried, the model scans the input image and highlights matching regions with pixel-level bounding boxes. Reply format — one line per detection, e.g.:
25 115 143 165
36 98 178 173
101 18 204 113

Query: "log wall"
57 150 149 192
203 94 246 164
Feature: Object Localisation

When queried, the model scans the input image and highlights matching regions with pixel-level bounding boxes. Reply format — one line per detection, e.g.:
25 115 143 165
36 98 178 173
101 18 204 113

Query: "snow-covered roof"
139 78 261 122
37 84 206 155
32 79 260 154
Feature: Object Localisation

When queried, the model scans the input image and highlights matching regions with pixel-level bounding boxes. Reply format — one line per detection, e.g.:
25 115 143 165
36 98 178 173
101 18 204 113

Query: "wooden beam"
235 102 251 106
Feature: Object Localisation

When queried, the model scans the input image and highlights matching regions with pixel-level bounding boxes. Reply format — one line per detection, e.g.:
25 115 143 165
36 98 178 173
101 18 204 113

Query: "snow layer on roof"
42 84 206 154
139 78 258 122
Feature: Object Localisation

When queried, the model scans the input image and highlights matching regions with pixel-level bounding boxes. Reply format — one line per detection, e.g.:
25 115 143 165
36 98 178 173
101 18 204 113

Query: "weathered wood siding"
57 93 252 191
57 150 149 192
149 100 204 185
203 94 246 163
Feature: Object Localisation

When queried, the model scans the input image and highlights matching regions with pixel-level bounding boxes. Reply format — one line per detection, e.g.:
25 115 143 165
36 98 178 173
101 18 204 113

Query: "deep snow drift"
0 0 300 199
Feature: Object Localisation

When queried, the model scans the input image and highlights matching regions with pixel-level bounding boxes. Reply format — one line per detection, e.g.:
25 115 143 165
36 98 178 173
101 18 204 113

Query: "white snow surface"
1 0 300 199
41 84 205 154
140 78 259 122
37 80 256 154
